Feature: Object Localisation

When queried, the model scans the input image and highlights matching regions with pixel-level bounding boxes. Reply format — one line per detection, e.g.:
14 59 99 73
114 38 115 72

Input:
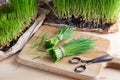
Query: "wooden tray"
17 25 120 80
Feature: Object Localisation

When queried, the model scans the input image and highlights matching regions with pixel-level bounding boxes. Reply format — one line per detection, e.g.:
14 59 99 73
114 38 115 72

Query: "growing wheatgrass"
52 0 120 23
48 37 94 62
0 0 37 48
45 25 74 49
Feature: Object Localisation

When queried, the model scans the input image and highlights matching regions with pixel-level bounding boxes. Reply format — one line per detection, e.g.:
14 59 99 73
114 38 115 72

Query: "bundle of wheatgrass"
45 25 74 49
52 0 120 29
0 0 37 48
48 37 94 62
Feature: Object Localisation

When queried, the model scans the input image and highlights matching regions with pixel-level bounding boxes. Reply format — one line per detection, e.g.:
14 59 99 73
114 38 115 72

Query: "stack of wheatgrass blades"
52 0 120 29
44 25 94 62
0 0 37 49
31 25 94 62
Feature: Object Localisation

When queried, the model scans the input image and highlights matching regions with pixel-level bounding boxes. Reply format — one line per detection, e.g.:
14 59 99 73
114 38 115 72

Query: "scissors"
69 54 113 73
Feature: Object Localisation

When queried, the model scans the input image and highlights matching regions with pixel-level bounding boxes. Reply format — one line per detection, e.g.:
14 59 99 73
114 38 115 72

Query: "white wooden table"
0 29 120 80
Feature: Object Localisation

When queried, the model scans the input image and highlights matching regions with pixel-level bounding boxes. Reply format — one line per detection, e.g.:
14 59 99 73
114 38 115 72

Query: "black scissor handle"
74 65 86 72
69 57 82 64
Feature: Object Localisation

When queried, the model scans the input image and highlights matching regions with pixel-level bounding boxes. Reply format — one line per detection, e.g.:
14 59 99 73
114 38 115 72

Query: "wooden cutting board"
17 25 120 80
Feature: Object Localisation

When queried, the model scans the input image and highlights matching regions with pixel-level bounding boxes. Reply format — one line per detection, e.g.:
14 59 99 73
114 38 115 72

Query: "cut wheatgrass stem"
45 25 74 49
30 33 47 49
47 37 94 62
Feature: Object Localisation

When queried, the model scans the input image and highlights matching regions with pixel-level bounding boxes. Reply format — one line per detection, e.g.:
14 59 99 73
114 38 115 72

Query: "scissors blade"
86 54 110 63
92 58 113 63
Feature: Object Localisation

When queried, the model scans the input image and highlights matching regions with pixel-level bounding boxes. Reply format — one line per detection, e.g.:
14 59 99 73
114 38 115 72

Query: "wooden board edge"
17 55 101 80
106 57 120 69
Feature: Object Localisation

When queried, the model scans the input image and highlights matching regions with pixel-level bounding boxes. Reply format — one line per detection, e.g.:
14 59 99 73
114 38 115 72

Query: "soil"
45 11 113 30
55 15 113 30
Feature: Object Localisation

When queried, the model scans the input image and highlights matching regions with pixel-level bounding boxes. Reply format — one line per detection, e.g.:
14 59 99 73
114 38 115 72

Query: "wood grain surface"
17 25 118 80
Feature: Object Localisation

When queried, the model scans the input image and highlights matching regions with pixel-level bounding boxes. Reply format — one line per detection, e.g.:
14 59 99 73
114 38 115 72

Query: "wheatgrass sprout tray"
0 0 50 61
44 0 120 33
